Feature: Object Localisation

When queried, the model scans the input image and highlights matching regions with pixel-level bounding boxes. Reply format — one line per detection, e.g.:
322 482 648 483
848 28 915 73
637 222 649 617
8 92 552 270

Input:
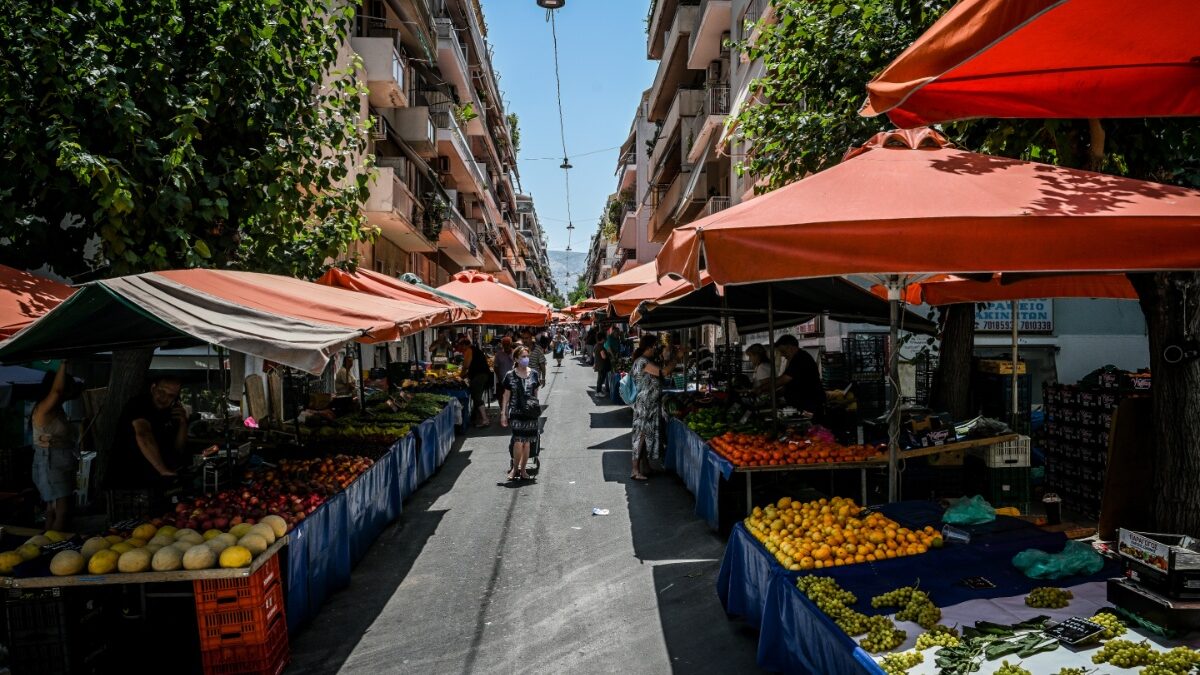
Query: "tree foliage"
0 0 374 280
567 274 589 305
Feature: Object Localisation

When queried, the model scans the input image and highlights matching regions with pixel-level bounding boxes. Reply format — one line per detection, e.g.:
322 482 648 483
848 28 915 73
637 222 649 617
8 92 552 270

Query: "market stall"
435 271 551 327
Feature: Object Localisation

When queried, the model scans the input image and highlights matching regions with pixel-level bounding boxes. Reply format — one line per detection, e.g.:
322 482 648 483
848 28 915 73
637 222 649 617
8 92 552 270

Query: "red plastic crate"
196 581 283 650
194 554 281 612
200 609 289 675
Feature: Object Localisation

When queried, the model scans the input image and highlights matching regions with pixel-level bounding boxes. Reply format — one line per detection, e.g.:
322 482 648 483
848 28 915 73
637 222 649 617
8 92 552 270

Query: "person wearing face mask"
500 346 541 481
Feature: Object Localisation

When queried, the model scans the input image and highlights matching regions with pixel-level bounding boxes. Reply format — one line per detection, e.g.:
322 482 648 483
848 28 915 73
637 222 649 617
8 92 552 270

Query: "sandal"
519 470 532 480
630 473 648 481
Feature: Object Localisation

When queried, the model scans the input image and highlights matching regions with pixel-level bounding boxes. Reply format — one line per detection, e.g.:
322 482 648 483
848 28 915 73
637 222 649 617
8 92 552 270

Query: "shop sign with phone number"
975 300 1054 333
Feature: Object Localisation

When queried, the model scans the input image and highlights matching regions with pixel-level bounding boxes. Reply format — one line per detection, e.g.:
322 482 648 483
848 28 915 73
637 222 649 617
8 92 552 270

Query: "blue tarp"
423 387 470 430
285 401 458 633
665 418 734 530
718 502 1123 673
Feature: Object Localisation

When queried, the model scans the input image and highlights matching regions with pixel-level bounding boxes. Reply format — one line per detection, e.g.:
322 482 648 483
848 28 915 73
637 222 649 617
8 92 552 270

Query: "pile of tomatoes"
708 431 884 468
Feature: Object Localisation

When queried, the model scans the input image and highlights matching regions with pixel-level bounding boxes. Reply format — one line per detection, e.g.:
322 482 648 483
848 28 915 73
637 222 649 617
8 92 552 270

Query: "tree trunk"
1130 271 1200 534
93 348 155 492
931 303 974 421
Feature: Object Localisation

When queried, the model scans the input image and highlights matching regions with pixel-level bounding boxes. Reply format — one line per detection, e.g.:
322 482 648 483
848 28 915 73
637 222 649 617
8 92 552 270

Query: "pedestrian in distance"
500 346 541 481
630 335 677 480
493 336 514 401
553 334 567 367
31 361 82 531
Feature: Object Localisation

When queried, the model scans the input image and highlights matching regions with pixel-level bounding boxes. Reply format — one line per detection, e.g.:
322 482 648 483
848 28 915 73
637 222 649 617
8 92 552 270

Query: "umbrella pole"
1011 300 1020 432
355 342 366 406
887 279 901 504
767 285 779 431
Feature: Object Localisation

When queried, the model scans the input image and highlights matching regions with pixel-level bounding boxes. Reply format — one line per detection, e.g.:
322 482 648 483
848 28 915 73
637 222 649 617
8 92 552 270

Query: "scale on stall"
192 442 252 493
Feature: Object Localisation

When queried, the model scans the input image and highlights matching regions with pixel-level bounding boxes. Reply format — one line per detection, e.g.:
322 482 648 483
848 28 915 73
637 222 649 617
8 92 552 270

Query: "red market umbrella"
592 263 659 299
435 271 551 326
0 265 75 339
656 128 1200 288
608 274 700 318
315 267 480 324
871 272 1138 306
861 0 1200 127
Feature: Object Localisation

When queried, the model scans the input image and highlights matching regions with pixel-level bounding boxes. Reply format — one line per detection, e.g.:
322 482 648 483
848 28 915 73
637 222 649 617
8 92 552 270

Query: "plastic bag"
942 495 997 525
619 372 639 405
1012 540 1105 580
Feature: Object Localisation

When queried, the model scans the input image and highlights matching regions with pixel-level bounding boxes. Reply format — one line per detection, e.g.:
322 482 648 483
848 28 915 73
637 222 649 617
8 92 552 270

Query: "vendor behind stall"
428 329 453 368
108 376 188 488
772 335 826 423
334 355 358 398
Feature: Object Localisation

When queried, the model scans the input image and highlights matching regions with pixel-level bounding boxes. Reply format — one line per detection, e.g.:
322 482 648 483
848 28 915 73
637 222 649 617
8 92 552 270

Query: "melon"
215 533 239 547
81 537 110 560
16 543 41 561
88 549 119 574
237 534 268 556
176 532 205 546
104 535 124 545
248 524 276 545
219 546 253 569
109 543 134 555
117 548 152 573
50 550 85 576
229 523 254 538
261 515 288 539
131 523 157 541
182 545 217 571
125 538 147 548
144 544 163 555
43 531 67 543
205 538 230 554
151 546 183 572
26 534 52 547
148 534 175 548
156 525 178 539
170 542 194 554
203 529 223 541
0 551 24 574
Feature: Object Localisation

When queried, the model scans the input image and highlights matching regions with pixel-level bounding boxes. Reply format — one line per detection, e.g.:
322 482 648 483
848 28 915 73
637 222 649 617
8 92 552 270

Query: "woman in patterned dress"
630 335 677 481
500 346 541 481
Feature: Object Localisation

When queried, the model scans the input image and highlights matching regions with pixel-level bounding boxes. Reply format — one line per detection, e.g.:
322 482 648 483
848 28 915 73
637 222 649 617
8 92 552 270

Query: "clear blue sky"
483 1 656 260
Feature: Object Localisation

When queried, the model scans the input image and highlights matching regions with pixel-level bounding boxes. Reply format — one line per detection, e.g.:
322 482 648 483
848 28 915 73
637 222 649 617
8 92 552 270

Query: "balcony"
618 202 639 249
438 206 482 267
647 4 699 121
432 109 491 197
686 85 731 164
389 107 437 155
351 35 408 109
616 150 636 192
650 88 705 181
687 0 731 69
364 165 436 253
704 195 731 216
648 173 687 242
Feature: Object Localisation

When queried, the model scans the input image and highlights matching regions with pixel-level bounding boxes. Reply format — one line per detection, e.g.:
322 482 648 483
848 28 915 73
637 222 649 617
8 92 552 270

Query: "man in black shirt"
773 334 826 423
108 376 188 489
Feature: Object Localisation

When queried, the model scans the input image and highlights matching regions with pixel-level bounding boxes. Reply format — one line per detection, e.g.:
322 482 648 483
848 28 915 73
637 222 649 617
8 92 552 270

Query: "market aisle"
288 356 761 674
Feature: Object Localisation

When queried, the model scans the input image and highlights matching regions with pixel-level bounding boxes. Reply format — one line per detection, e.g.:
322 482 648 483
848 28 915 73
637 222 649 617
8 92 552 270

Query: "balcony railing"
704 195 730 216
704 84 731 116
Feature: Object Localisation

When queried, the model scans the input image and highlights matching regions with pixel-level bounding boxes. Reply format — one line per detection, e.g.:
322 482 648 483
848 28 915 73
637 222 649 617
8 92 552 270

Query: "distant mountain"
548 250 587 297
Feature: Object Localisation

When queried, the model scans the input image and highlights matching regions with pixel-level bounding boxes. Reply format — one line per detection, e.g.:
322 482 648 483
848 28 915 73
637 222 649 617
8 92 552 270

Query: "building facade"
350 0 555 294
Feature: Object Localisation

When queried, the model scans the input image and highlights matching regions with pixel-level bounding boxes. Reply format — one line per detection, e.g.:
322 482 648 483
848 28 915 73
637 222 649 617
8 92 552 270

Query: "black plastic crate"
965 457 1032 511
3 587 113 675
0 446 34 490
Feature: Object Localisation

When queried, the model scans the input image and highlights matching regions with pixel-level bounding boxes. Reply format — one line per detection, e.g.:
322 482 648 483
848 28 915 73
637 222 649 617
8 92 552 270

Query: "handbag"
619 371 639 405
511 372 542 420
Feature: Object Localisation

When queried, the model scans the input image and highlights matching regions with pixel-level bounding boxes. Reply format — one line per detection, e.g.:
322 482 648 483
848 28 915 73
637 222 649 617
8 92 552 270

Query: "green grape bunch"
993 661 1031 675
1139 646 1200 675
861 618 907 653
1056 668 1090 675
1092 639 1157 668
1025 587 1073 608
915 630 960 651
1089 611 1127 640
874 586 942 629
879 649 924 674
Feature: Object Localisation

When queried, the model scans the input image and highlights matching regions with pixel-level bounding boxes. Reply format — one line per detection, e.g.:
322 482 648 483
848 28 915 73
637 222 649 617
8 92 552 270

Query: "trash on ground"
591 508 610 516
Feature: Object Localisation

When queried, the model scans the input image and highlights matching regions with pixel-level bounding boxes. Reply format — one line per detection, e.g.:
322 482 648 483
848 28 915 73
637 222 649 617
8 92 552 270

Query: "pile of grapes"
872 585 942 629
993 660 1031 675
1024 587 1073 609
914 625 960 651
795 576 904 651
861 615 907 652
878 649 923 674
1090 611 1127 640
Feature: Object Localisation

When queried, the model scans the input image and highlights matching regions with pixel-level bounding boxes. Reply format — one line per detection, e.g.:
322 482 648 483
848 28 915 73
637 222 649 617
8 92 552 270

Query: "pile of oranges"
745 496 942 572
709 432 883 468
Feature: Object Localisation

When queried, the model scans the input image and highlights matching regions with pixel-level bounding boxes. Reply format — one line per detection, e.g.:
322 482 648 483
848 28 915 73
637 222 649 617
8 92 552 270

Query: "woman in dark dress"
500 346 541 481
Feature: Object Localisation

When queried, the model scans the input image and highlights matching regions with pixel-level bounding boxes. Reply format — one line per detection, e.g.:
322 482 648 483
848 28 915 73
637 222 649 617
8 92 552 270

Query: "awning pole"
1011 300 1020 431
355 342 366 405
767 285 779 431
887 277 901 504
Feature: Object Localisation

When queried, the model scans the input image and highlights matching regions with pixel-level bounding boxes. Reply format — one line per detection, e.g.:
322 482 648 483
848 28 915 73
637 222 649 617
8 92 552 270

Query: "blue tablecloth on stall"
434 400 459 464
286 490 352 632
416 400 458 484
719 501 1122 674
422 387 470 430
665 418 735 530
345 448 402 565
395 432 419 502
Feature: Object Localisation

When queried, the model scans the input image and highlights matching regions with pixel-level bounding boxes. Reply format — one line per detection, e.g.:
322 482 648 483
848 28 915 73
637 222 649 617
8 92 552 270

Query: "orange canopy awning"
0 266 75 339
435 271 551 326
656 128 1200 288
872 273 1138 306
577 297 608 309
592 263 658 299
315 268 480 324
861 0 1200 127
608 274 706 318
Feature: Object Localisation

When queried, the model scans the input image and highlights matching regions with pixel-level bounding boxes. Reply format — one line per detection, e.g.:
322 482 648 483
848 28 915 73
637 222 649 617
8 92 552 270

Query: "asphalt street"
288 355 762 674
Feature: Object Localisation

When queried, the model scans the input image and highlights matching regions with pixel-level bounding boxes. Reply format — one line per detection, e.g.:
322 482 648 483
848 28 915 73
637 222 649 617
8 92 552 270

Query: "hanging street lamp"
537 0 566 8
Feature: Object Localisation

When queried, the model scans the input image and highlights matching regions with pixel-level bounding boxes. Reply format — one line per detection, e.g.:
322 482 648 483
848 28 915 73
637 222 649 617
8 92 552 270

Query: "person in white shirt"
746 344 773 393
334 355 358 398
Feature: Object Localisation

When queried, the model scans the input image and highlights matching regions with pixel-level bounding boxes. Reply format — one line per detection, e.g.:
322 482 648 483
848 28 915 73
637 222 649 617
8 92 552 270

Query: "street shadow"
588 431 632 450
590 407 632 429
287 433 473 674
599 451 764 673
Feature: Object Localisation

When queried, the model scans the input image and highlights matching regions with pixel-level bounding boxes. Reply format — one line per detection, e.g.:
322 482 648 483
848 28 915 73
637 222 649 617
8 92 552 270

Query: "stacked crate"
193 553 289 675
2 587 113 675
843 333 889 417
1042 375 1149 520
965 436 1033 512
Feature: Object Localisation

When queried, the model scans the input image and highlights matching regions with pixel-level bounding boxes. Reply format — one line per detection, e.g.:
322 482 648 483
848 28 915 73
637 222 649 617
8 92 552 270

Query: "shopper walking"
493 336 514 401
460 338 491 427
594 335 611 397
31 361 81 531
531 335 549 380
500 346 541 482
629 335 676 480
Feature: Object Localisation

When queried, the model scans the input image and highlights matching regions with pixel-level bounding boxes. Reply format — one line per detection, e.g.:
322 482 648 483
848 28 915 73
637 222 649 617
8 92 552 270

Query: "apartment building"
351 0 555 293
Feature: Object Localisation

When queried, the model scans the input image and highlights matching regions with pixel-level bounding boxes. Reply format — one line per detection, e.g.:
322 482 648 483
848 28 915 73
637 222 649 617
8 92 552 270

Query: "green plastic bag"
942 495 997 525
1012 540 1105 580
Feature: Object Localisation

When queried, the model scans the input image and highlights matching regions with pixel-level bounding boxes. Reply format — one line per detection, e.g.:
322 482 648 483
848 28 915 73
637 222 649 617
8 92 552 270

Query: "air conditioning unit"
432 156 451 173
707 60 723 83
369 114 388 142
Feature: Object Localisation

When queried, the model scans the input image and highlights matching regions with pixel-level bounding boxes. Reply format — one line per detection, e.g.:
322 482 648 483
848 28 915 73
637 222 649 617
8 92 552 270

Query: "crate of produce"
199 607 289 675
194 553 281 612
1117 529 1200 599
969 435 1031 468
3 587 112 675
